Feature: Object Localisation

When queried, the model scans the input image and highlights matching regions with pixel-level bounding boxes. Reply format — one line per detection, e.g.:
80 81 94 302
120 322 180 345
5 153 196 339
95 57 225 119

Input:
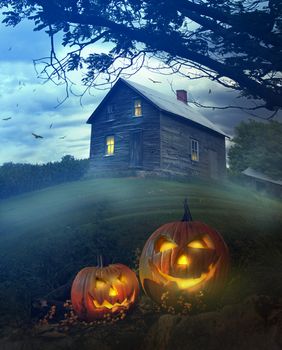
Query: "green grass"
0 177 282 323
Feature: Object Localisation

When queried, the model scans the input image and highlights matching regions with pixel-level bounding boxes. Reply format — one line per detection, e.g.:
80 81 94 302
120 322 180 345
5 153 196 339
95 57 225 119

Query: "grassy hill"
0 177 282 323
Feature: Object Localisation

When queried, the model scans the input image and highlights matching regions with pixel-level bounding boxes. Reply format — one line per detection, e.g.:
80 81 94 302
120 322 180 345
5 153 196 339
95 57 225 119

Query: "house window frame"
106 104 115 121
105 135 115 156
133 99 142 117
191 138 199 162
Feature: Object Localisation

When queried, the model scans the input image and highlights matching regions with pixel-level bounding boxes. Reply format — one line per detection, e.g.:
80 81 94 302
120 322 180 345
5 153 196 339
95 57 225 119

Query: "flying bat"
148 78 162 84
2 117 12 121
32 133 44 139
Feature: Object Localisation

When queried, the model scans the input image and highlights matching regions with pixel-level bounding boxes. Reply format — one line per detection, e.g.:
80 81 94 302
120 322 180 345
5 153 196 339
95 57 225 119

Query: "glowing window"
191 139 199 161
133 99 142 117
105 136 115 155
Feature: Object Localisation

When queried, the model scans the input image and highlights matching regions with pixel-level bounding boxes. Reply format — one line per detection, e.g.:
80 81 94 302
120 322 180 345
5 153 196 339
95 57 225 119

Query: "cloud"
0 19 101 165
0 66 94 164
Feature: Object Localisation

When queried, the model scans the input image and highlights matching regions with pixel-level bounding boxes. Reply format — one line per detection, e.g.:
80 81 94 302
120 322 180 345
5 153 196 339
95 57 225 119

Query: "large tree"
228 120 282 179
1 0 282 113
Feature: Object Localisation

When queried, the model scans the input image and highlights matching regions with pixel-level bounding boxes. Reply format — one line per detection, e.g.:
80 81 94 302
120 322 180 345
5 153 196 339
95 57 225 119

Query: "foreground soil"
1 295 282 350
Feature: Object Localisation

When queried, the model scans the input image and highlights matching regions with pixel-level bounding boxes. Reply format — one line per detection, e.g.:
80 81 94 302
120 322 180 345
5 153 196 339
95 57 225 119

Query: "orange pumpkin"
139 200 229 305
71 263 139 321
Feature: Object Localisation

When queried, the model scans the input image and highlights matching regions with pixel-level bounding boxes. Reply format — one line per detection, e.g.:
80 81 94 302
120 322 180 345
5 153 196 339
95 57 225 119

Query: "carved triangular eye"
202 234 215 249
117 274 127 284
95 278 107 288
155 236 178 253
159 241 177 252
188 240 207 249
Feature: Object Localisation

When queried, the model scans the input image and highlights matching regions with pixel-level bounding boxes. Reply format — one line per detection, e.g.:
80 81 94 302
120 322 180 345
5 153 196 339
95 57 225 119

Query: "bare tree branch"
1 0 282 113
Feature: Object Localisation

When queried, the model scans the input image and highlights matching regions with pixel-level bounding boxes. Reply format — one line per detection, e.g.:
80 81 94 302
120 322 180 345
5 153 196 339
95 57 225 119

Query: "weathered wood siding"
160 113 226 179
89 83 161 174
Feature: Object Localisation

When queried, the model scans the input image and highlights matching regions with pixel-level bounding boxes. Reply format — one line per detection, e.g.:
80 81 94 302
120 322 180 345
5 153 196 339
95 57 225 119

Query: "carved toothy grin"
156 263 217 290
90 291 136 311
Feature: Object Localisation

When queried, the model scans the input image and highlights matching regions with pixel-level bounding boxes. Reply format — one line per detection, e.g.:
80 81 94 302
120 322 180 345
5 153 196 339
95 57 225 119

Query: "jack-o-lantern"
139 199 229 305
71 262 139 321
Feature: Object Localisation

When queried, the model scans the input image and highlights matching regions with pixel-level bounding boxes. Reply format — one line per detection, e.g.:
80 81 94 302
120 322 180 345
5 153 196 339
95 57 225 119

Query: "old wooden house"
87 78 227 179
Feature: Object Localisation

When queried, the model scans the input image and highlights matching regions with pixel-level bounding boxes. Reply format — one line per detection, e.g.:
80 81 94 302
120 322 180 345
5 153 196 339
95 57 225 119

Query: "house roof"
242 167 282 186
87 78 228 137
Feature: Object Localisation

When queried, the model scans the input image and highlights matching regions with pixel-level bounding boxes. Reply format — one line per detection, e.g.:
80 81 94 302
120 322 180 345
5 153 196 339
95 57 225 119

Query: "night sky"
1 17 281 165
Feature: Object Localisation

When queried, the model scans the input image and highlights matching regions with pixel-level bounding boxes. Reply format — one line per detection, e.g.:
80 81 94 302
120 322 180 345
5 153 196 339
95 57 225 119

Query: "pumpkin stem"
182 198 193 222
96 255 104 267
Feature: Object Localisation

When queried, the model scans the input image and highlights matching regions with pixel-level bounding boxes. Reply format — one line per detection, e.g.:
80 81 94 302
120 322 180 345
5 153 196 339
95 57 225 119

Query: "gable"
87 81 158 124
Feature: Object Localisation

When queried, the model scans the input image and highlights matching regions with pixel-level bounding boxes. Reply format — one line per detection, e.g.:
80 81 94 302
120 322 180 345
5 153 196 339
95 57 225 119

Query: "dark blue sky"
1 17 280 165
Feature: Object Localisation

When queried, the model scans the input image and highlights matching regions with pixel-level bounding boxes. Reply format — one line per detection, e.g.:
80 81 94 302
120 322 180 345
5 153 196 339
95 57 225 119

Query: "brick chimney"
176 90 188 104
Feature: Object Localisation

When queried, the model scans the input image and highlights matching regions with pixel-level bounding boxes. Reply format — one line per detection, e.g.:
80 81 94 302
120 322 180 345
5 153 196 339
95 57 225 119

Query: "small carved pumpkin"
71 263 139 321
139 200 229 305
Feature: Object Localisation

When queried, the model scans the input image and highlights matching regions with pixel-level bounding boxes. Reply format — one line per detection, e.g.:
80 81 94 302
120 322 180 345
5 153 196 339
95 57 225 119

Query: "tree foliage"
1 0 282 112
0 156 89 199
229 120 282 179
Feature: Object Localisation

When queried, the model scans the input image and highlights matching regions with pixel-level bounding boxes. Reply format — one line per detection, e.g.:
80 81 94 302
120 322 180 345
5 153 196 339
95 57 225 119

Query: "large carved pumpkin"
139 200 229 305
71 263 139 321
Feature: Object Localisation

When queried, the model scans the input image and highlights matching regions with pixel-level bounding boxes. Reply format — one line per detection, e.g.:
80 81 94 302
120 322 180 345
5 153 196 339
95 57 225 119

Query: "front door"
208 149 219 179
130 130 143 167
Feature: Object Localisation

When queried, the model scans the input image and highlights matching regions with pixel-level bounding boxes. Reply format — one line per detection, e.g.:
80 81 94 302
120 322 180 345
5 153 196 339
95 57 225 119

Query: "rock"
144 297 282 350
143 314 181 350
39 331 66 338
33 324 57 335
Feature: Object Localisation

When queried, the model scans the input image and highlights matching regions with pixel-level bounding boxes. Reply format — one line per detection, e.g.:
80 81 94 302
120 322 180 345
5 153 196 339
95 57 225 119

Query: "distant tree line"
0 155 89 199
229 120 282 180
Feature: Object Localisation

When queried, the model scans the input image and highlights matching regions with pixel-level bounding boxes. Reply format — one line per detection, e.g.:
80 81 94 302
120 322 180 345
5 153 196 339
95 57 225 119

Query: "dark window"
106 104 115 121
